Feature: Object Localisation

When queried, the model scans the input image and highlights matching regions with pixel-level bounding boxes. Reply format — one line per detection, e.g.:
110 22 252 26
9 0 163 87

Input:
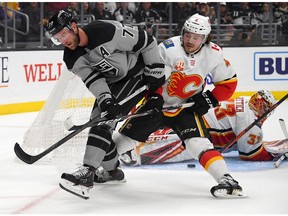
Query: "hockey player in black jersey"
45 10 165 199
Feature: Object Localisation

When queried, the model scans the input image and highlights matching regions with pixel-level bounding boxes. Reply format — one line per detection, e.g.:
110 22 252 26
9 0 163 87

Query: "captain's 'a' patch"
163 39 174 49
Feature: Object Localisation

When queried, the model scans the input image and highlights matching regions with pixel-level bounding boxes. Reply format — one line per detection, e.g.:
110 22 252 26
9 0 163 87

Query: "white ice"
0 101 288 215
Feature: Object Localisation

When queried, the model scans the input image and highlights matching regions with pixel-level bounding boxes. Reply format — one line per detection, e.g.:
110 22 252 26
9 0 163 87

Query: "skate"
94 166 126 184
120 149 139 166
210 174 247 198
59 165 95 200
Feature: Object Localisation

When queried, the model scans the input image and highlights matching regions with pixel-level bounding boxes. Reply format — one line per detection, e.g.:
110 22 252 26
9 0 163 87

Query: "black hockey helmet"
45 10 73 39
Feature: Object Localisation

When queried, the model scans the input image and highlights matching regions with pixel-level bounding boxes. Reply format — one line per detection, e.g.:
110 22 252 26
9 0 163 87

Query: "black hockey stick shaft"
14 85 148 164
67 102 195 131
222 93 288 153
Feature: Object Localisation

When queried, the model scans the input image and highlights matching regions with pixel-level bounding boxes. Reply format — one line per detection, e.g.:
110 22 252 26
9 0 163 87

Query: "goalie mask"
44 10 74 45
248 90 276 119
181 13 211 42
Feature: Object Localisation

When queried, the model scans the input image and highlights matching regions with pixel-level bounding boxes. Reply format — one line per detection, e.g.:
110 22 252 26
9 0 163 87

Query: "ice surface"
0 101 287 215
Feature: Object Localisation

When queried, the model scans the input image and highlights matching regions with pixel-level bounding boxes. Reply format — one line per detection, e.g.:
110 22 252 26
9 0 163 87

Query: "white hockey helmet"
248 90 276 118
181 13 211 41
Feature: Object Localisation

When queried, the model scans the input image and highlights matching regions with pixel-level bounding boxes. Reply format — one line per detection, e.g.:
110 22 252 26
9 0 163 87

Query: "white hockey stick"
279 119 288 138
274 119 288 168
274 153 288 168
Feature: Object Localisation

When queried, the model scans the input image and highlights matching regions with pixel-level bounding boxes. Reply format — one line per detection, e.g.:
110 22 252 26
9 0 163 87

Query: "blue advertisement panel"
254 52 288 81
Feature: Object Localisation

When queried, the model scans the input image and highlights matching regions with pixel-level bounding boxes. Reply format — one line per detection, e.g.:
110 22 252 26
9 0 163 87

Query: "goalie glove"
189 90 219 116
98 92 120 119
143 63 165 92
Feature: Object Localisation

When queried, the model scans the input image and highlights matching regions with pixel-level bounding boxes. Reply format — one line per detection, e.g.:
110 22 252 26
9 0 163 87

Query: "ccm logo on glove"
190 90 219 116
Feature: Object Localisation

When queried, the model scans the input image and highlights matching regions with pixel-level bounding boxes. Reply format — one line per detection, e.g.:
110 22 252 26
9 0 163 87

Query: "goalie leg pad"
263 139 288 154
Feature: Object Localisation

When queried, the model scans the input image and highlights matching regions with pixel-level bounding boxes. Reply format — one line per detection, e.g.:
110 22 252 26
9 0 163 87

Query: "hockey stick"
279 119 288 138
274 119 288 168
14 97 194 164
65 102 195 131
222 93 288 153
274 153 288 168
64 84 149 131
14 84 148 164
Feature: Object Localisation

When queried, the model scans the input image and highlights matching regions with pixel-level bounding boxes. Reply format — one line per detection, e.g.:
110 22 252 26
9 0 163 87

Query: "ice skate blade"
212 189 248 199
59 180 91 200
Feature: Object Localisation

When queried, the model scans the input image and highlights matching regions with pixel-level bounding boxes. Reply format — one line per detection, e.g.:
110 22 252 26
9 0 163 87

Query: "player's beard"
183 41 204 55
184 42 199 54
67 34 80 50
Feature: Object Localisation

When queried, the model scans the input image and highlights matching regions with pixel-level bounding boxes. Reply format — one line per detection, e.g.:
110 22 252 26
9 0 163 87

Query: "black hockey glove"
98 93 120 119
143 63 165 92
143 93 164 113
189 90 219 116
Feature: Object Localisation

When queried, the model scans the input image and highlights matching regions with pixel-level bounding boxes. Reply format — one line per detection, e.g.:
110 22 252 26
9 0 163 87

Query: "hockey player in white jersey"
204 90 286 160
44 10 165 199
119 90 287 165
115 14 246 198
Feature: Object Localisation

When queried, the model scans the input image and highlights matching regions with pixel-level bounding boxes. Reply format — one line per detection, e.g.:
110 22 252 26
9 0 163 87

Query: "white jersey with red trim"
158 36 236 115
119 97 276 165
204 97 265 160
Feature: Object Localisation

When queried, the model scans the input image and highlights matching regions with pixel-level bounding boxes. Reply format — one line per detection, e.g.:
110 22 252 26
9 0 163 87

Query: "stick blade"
14 142 37 164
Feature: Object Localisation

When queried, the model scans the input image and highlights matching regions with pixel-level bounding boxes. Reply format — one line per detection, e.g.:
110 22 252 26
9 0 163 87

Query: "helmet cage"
248 90 276 118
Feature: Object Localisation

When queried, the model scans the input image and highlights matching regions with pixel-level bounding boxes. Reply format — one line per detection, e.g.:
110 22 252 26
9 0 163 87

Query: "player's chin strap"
221 93 288 154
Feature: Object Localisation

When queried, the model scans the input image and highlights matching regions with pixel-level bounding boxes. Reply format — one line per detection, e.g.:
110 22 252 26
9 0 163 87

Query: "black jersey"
63 20 162 100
